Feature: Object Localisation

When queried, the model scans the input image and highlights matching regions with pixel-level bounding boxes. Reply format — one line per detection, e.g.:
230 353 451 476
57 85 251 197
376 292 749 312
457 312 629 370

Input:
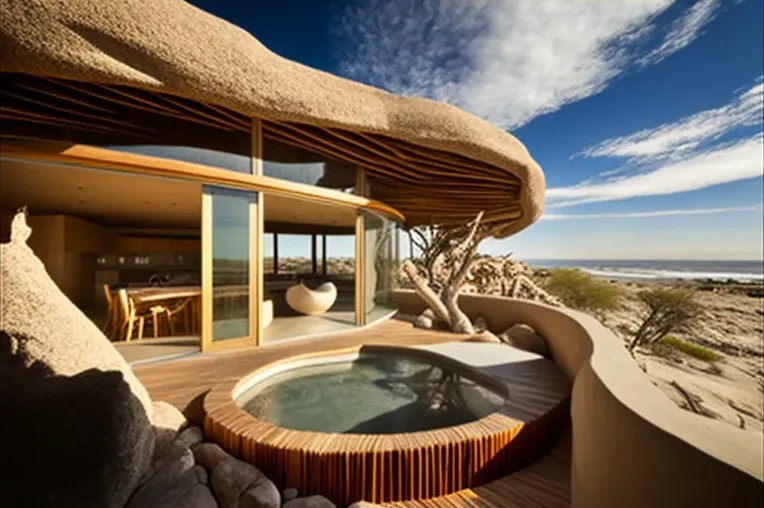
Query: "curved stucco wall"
392 290 764 508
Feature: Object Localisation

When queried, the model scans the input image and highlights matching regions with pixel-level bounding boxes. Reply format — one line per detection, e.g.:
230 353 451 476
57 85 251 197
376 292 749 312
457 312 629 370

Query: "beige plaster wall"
393 290 764 508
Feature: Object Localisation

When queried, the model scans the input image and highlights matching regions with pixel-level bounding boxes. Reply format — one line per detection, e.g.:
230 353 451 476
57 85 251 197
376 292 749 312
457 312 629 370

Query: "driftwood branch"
670 380 701 414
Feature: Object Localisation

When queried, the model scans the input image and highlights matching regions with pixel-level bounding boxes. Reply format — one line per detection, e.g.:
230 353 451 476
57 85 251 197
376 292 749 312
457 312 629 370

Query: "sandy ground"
601 282 763 433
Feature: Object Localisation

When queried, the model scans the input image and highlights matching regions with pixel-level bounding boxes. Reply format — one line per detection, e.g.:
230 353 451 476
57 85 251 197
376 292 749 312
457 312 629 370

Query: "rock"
282 488 299 502
127 440 195 508
154 401 188 434
500 324 551 358
154 401 188 459
0 212 155 507
153 466 218 508
0 358 155 508
193 442 233 471
473 316 488 332
177 425 204 447
0 211 154 416
467 330 502 343
210 457 280 508
413 313 434 329
282 495 336 508
346 502 383 508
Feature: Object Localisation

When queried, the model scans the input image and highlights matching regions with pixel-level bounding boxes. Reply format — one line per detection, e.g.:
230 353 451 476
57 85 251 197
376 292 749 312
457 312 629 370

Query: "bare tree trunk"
402 212 489 334
402 260 450 324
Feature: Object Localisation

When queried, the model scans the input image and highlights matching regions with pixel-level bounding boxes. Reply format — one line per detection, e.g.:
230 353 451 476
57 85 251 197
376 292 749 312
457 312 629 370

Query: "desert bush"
653 335 720 362
543 268 621 314
629 287 701 351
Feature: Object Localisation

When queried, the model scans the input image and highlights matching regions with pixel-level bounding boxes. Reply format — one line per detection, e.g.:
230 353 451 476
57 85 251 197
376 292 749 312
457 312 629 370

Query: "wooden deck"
133 317 571 507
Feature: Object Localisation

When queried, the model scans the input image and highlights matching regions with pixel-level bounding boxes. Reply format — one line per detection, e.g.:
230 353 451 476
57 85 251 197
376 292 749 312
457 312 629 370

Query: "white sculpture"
263 299 273 328
285 282 337 315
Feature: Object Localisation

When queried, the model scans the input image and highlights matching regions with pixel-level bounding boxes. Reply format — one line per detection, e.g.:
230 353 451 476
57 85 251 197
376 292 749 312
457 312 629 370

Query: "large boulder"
0 211 154 414
0 348 154 508
0 211 155 506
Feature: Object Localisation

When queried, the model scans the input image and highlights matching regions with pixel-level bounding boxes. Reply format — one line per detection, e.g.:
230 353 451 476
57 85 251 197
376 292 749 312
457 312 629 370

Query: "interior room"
0 156 204 363
0 155 376 359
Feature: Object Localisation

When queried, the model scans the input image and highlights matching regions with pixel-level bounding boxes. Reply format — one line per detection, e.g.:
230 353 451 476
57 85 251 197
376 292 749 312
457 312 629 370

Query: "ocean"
522 259 764 283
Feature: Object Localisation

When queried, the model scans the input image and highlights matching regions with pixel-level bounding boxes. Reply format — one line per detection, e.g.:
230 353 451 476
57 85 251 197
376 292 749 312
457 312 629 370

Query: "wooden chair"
163 298 195 336
101 284 118 340
115 289 169 341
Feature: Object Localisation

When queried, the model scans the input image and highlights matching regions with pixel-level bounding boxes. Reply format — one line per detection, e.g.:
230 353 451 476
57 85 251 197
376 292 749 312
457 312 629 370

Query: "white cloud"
547 134 764 207
637 0 720 67
542 204 760 220
580 79 763 162
335 0 676 130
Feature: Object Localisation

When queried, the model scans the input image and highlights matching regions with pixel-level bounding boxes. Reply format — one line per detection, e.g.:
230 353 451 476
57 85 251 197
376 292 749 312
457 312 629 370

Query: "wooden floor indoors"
133 317 571 507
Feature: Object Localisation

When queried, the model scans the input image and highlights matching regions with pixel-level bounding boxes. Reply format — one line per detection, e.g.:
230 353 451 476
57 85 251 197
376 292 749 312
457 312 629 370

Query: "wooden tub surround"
201 339 571 505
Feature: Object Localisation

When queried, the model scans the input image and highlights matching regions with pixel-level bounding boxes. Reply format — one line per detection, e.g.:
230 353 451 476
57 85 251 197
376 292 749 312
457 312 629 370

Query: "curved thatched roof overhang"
0 0 545 238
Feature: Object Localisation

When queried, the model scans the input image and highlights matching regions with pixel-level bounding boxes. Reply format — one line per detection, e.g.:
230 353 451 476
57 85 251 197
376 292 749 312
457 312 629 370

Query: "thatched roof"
0 0 545 237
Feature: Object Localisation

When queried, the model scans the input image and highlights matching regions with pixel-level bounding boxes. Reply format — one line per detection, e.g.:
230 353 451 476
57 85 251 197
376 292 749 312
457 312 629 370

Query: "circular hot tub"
204 345 570 505
236 350 508 434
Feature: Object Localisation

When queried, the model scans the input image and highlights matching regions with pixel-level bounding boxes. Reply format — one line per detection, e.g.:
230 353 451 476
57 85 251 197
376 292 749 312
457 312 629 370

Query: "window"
263 138 356 191
208 186 255 341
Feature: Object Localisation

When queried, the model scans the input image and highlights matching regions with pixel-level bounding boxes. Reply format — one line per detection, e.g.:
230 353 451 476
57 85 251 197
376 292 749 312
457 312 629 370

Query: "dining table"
124 285 249 337
127 284 250 305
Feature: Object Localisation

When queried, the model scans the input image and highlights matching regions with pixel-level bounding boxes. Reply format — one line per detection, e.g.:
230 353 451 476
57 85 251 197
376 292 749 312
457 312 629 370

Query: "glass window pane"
264 233 274 274
275 234 312 274
363 212 400 322
325 235 355 276
263 138 356 192
112 145 251 173
210 187 254 341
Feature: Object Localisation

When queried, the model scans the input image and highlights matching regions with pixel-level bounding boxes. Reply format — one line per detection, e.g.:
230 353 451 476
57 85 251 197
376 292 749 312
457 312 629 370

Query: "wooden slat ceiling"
0 73 522 230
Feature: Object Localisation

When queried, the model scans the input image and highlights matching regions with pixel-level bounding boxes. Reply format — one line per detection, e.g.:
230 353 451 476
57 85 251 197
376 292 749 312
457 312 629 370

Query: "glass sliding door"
203 185 257 347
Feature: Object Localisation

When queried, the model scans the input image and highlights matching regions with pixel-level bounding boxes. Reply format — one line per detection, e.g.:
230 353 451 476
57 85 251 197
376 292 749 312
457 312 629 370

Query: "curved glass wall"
1 73 408 352
362 211 401 324
263 138 356 192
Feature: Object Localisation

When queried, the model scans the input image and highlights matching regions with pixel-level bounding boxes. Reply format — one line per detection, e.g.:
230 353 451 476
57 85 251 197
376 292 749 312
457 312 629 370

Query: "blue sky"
191 0 763 260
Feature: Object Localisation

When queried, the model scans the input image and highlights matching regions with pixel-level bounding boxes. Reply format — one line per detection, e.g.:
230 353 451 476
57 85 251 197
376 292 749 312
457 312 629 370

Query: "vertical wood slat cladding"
204 392 569 505
0 73 523 230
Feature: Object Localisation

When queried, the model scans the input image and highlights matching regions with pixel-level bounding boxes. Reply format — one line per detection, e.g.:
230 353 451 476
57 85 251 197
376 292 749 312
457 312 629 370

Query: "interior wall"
62 216 111 310
1 211 202 312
